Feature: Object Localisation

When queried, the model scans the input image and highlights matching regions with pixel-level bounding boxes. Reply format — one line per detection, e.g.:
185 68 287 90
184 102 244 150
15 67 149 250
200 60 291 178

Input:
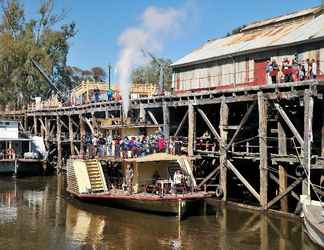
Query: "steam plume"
116 6 186 116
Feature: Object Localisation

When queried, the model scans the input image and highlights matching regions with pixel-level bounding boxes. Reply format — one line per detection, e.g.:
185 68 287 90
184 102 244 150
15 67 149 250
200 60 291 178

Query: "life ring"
215 185 223 198
295 165 305 177
6 148 15 157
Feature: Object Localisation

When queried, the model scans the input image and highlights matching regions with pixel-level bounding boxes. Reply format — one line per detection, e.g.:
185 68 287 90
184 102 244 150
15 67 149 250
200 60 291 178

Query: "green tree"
131 58 173 91
0 0 76 107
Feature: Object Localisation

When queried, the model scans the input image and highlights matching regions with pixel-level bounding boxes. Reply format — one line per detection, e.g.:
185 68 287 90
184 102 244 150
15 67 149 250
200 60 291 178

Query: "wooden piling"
139 104 146 123
188 103 196 157
220 98 229 201
163 102 170 139
303 89 313 196
278 120 288 211
68 115 75 155
33 115 37 135
258 92 268 209
56 115 62 174
79 114 85 156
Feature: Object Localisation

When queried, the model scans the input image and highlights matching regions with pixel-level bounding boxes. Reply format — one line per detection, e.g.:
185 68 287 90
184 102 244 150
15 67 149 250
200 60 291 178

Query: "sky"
22 0 321 81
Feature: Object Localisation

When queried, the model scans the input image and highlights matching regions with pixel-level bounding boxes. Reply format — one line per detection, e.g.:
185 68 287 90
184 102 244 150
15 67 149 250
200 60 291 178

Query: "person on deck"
107 89 113 101
106 133 112 156
269 60 279 84
311 59 317 79
94 88 100 102
173 170 184 193
114 136 121 159
282 58 293 83
299 61 306 81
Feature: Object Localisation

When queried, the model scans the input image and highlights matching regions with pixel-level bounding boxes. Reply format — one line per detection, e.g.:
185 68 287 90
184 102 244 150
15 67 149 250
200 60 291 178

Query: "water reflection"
0 176 321 250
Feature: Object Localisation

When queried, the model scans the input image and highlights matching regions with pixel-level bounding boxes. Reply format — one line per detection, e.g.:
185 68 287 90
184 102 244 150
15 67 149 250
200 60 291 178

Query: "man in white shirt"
311 59 317 79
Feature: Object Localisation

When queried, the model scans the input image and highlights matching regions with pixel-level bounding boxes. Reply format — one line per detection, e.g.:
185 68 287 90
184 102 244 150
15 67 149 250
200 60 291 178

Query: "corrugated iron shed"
172 7 324 68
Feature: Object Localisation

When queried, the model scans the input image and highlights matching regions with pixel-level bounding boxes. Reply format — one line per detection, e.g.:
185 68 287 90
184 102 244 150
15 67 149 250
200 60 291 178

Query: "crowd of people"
266 57 318 84
82 131 186 159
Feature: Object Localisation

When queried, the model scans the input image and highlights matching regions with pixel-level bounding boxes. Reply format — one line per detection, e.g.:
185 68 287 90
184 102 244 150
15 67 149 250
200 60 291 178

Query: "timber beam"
273 103 304 146
196 108 221 143
267 178 303 209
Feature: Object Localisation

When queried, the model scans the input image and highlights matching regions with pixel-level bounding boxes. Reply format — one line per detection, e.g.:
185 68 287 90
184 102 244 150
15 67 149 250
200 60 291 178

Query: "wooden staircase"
66 159 79 194
85 159 107 193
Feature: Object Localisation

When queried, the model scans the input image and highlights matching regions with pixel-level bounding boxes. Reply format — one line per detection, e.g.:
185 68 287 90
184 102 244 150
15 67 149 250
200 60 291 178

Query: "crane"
141 49 165 95
31 59 68 102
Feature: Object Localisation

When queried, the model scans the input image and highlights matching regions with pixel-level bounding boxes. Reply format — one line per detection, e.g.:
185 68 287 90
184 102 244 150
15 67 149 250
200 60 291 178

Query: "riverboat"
0 119 48 176
66 153 211 217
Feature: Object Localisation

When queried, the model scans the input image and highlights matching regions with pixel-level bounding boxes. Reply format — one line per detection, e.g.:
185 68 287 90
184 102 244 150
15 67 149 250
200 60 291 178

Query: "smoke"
116 6 186 116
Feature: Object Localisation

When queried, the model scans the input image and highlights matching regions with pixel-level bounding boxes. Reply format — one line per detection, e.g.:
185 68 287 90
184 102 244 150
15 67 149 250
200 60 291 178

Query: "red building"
172 6 324 93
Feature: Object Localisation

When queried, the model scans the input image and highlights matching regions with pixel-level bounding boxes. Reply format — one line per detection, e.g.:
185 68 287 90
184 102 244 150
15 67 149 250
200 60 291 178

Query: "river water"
0 176 321 250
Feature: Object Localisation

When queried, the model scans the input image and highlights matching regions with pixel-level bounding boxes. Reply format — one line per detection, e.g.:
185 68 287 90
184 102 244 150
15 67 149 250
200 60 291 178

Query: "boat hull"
67 191 206 217
0 159 46 176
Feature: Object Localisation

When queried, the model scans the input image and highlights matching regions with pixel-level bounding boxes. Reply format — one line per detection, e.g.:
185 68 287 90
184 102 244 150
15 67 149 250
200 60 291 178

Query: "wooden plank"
188 104 196 157
174 110 188 137
197 166 220 188
267 178 303 209
227 160 260 202
226 102 256 150
220 98 229 201
274 103 304 145
258 92 268 209
147 111 159 125
196 108 221 143
278 120 288 211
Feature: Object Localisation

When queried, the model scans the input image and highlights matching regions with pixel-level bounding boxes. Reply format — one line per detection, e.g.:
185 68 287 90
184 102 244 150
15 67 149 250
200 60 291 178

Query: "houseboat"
0 119 48 176
66 153 210 217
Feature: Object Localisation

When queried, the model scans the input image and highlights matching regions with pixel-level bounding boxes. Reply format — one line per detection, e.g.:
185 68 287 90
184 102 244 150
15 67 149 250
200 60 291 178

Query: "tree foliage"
65 65 106 84
0 0 76 107
131 58 173 91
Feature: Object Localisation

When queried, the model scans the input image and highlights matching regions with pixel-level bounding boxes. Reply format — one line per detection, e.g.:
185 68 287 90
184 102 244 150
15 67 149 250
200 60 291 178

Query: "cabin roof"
172 6 324 68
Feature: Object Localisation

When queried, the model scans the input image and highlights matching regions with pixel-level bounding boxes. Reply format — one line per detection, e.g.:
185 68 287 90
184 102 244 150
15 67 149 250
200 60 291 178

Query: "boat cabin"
121 153 196 195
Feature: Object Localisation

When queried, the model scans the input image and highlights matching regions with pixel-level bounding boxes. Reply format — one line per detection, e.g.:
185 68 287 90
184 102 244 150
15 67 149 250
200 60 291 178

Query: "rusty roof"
172 7 324 68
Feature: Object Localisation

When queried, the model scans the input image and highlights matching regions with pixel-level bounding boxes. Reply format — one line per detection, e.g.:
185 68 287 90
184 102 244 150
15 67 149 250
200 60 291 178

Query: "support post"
68 115 75 155
33 115 37 135
163 102 170 139
91 112 97 135
188 103 196 157
258 92 268 209
139 104 146 123
220 99 229 200
278 120 288 211
56 115 62 174
44 117 49 148
303 89 313 196
24 113 28 132
79 114 85 156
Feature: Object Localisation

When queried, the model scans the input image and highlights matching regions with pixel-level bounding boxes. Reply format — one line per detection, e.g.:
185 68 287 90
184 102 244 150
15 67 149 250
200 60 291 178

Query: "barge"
66 153 210 217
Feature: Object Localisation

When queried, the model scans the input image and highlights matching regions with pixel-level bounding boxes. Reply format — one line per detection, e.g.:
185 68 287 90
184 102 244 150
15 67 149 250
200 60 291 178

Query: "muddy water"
0 176 320 250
